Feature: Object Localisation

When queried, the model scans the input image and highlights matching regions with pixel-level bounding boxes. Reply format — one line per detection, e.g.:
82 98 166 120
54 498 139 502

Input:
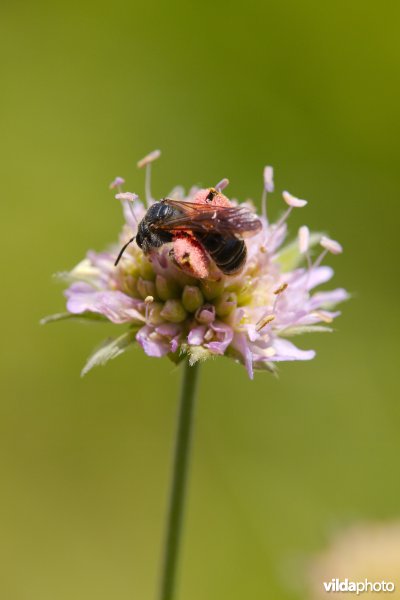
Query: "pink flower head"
44 153 348 377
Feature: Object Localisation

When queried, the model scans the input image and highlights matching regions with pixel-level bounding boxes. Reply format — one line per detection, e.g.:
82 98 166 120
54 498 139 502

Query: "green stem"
158 360 200 600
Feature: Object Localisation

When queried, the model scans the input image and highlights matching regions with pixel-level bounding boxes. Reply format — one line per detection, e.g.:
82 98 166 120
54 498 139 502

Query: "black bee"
114 189 262 275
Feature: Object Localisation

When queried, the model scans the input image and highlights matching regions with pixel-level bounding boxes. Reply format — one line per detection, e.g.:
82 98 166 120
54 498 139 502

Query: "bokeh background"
1 1 400 598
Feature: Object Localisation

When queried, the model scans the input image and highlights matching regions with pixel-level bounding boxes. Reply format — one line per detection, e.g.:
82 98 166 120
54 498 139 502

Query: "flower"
43 151 348 377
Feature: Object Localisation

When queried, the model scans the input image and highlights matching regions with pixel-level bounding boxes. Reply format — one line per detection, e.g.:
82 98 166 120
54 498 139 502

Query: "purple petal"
136 326 170 357
170 336 180 353
309 288 349 309
205 321 233 354
156 323 181 337
271 338 316 361
188 326 206 346
306 266 334 290
65 286 144 324
232 332 254 379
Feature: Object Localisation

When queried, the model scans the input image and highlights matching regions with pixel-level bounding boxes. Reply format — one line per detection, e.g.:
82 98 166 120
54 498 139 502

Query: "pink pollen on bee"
192 188 232 207
173 234 210 279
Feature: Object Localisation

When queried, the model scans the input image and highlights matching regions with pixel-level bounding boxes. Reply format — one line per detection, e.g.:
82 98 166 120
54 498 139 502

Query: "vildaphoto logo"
323 579 395 594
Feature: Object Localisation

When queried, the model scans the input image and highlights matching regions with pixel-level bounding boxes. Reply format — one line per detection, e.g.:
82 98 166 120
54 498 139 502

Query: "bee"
114 189 262 275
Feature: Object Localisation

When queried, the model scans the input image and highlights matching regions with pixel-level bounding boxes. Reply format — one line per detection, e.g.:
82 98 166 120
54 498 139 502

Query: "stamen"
282 190 307 208
137 150 161 169
272 282 288 312
310 248 328 272
320 236 343 255
115 192 139 225
144 295 154 323
274 282 288 295
256 314 275 332
215 178 229 192
137 149 161 206
256 283 288 335
307 236 342 281
312 310 333 323
109 176 125 192
298 225 312 269
115 192 138 202
262 165 274 223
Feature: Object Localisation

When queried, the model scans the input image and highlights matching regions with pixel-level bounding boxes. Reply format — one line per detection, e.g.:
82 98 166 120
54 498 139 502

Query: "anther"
274 283 288 295
256 314 275 332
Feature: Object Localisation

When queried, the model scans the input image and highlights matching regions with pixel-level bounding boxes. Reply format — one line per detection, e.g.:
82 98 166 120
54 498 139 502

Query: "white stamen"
137 149 161 207
282 190 307 208
144 295 154 323
261 165 274 223
263 166 274 193
298 226 310 254
311 248 328 271
137 149 161 168
267 206 292 248
215 177 229 191
115 192 138 202
320 236 343 255
115 192 139 225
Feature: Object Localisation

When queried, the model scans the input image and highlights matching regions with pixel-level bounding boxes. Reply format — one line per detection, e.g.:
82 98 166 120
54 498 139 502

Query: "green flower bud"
137 277 156 299
138 255 155 280
200 278 225 301
160 299 187 323
215 291 237 317
148 302 165 325
155 274 180 301
236 277 253 306
182 285 204 312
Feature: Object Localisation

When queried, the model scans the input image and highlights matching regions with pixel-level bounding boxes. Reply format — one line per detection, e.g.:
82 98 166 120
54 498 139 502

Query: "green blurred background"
1 0 399 598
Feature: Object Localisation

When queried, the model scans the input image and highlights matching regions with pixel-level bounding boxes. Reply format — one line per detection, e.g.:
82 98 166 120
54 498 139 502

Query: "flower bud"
215 291 237 317
195 304 215 324
182 286 204 312
137 277 156 299
155 274 180 301
200 278 225 301
160 299 187 323
138 256 155 280
236 277 253 305
147 302 164 325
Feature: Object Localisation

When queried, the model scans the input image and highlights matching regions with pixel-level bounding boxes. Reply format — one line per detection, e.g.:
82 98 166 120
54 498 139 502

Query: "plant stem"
158 360 200 600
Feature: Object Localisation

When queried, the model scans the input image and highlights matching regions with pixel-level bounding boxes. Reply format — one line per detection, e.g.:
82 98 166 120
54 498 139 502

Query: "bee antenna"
114 236 136 266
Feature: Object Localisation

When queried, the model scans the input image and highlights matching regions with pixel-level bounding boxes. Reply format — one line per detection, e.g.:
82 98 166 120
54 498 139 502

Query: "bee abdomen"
196 232 247 275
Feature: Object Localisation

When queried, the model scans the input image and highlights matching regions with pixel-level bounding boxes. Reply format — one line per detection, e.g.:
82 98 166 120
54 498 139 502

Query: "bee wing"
159 199 262 238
